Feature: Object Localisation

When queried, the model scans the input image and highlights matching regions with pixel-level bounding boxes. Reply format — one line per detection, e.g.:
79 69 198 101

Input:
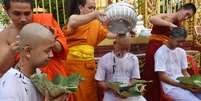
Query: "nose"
20 15 27 23
48 50 54 58
91 8 95 12
184 16 188 20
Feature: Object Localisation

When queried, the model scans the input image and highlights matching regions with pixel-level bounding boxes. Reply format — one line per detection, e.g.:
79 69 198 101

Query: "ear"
3 6 9 15
113 40 116 45
79 5 83 12
23 44 32 59
3 5 8 11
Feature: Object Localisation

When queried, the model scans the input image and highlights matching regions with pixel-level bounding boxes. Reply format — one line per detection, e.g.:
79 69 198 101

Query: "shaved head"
19 23 55 49
19 23 55 68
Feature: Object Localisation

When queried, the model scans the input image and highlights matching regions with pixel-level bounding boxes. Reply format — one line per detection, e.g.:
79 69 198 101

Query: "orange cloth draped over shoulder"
32 13 68 80
63 20 108 101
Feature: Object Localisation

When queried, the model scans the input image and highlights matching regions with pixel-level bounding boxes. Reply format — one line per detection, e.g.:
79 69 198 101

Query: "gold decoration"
192 0 201 47
30 0 201 48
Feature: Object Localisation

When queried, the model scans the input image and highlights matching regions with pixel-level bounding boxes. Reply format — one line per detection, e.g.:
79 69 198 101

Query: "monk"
0 23 66 101
63 0 116 101
142 3 197 101
0 0 67 80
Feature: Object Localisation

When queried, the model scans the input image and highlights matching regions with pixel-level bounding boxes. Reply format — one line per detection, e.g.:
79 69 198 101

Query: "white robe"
0 68 42 101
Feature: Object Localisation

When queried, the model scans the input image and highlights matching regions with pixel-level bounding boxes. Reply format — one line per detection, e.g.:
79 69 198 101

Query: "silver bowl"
99 2 137 34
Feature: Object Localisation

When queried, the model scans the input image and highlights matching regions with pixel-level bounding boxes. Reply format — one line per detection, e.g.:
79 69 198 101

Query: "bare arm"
158 71 197 92
149 14 177 27
106 32 117 39
68 11 104 29
0 43 16 76
182 69 190 77
98 81 111 91
0 34 19 77
158 71 182 87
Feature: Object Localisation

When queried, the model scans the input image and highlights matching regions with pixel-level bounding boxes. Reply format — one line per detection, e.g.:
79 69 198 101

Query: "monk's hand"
9 35 20 53
102 16 111 26
169 23 178 30
96 11 109 22
94 11 106 17
53 40 63 53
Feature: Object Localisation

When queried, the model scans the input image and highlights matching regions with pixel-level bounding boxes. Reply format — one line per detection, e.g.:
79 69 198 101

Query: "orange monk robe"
32 13 68 80
63 20 108 101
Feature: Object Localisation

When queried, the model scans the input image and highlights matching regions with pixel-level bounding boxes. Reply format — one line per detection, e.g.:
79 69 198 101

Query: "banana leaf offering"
107 80 151 97
31 73 85 99
177 75 201 89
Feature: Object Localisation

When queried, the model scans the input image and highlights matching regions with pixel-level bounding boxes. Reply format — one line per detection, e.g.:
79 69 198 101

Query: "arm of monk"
0 34 19 77
149 14 177 28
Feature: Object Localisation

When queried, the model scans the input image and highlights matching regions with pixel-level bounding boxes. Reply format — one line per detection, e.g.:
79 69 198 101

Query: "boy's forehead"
117 36 130 42
9 1 32 10
172 37 185 40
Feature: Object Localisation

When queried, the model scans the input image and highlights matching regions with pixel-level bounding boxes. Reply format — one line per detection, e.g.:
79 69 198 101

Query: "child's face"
170 37 185 48
114 36 131 57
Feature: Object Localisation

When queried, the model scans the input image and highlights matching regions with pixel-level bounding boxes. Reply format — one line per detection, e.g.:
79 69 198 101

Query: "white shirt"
95 52 146 101
0 68 42 101
154 45 188 93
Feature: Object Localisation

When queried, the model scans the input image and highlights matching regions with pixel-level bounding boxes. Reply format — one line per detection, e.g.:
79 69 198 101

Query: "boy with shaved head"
0 23 65 101
95 34 147 101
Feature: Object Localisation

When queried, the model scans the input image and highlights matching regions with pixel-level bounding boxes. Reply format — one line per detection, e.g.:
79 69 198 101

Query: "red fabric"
14 53 20 65
142 40 163 101
187 55 200 75
32 13 68 80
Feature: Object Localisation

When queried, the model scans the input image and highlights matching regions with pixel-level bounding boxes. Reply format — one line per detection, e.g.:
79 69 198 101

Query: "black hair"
181 3 196 14
67 0 86 17
170 27 187 38
3 0 33 10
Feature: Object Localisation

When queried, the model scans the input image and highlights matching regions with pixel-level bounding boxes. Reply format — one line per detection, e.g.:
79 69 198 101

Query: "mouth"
18 23 28 28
